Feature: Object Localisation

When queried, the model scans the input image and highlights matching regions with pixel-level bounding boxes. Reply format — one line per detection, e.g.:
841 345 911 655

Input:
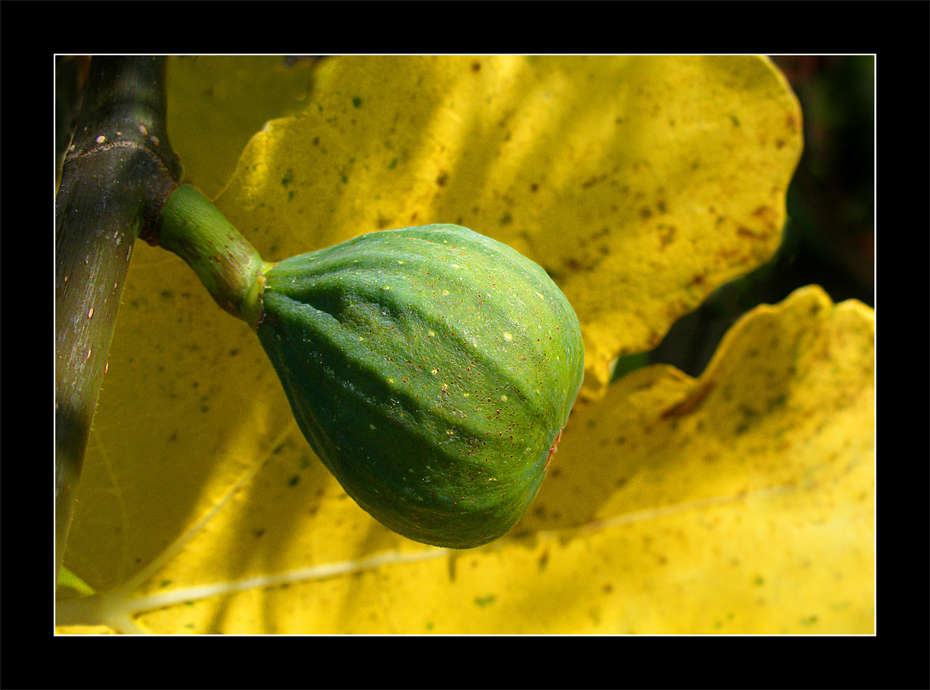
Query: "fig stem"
56 56 182 586
154 184 271 330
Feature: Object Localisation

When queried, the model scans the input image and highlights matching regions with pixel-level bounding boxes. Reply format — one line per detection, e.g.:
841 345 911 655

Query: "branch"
55 56 182 584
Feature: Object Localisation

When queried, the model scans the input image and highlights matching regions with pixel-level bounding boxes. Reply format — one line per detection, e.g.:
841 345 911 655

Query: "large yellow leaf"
58 284 873 633
165 56 318 198
214 55 803 398
58 57 872 634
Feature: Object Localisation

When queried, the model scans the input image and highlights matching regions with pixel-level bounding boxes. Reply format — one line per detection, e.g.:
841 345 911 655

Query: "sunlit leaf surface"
58 57 872 634
215 55 803 398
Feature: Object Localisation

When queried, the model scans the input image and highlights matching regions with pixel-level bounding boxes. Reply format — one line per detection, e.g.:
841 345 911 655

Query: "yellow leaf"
61 57 860 635
56 625 121 635
166 56 318 198
59 284 873 633
517 285 874 633
214 55 802 399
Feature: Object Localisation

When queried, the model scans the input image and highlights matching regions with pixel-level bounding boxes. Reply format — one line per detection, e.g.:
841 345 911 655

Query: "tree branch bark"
55 56 182 584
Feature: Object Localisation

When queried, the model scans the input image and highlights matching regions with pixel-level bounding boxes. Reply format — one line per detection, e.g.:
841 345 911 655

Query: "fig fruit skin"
257 224 584 548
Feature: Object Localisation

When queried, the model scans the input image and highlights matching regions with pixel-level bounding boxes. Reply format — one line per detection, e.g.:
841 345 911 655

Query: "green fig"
257 225 584 548
157 186 584 549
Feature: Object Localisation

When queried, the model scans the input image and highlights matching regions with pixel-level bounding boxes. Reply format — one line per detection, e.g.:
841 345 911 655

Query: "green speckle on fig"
256 224 584 548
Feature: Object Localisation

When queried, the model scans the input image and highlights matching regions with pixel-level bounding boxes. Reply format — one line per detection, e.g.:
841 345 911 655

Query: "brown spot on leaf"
662 381 716 419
